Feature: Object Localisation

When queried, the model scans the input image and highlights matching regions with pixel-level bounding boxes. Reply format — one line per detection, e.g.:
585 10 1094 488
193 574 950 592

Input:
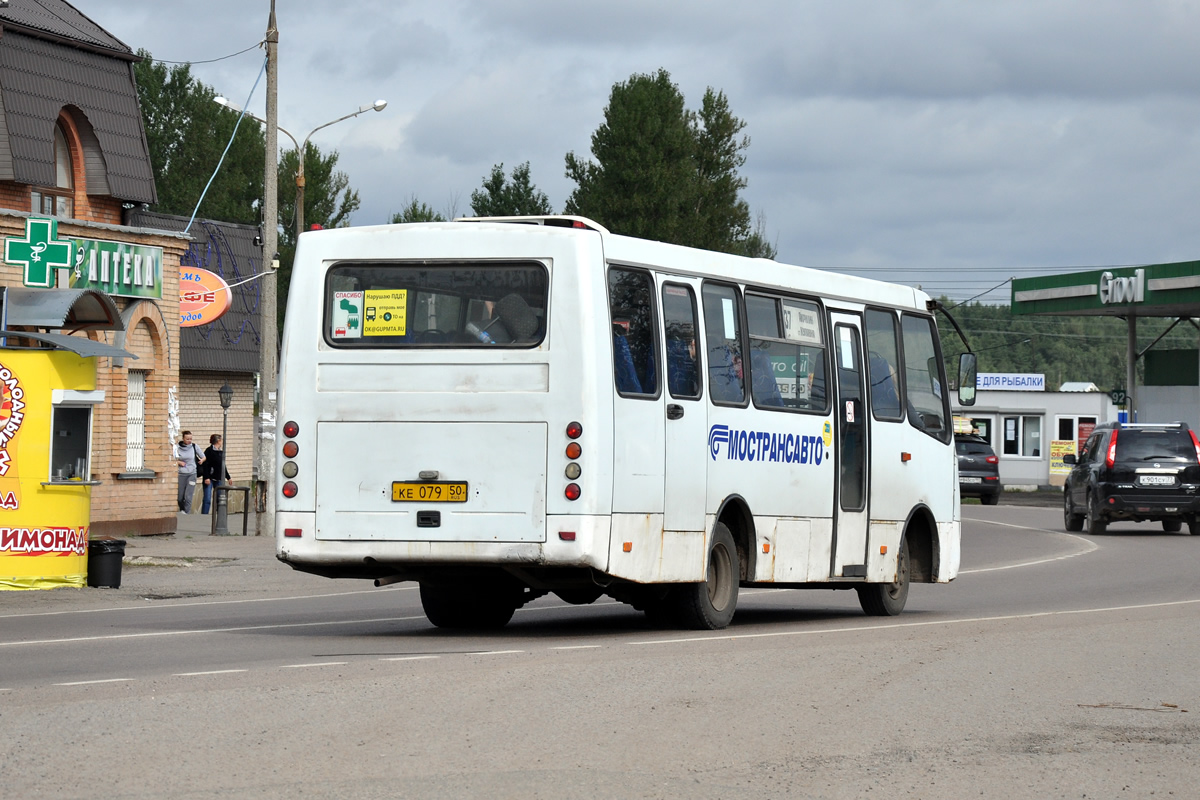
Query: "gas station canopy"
1012 260 1200 318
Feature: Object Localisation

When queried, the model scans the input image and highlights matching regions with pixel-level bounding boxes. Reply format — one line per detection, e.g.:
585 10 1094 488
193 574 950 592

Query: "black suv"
1063 422 1200 534
956 434 1001 504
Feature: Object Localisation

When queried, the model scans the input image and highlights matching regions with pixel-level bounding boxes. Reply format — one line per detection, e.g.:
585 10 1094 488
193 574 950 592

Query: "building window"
31 123 74 217
126 370 147 471
1003 415 1042 457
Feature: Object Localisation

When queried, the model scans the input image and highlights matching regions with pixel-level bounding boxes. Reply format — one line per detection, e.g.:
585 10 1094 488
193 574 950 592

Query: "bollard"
214 484 229 535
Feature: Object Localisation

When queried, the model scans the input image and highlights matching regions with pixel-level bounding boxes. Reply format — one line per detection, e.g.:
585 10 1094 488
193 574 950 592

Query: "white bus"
275 216 977 630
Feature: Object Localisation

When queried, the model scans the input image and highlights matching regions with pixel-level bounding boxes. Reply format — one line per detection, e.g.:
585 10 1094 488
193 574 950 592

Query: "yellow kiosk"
0 287 132 590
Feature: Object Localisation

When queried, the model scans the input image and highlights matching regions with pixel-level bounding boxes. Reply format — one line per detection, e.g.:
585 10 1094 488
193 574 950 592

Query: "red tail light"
1190 430 1200 464
566 421 583 439
1106 429 1119 468
985 455 998 464
282 481 298 498
283 420 300 438
565 483 581 501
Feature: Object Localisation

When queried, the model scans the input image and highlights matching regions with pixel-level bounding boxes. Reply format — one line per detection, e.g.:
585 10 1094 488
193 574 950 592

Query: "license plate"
961 477 983 484
1138 475 1175 486
391 481 468 502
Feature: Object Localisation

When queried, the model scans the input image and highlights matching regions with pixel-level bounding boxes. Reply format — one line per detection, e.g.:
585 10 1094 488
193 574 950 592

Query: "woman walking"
200 434 230 515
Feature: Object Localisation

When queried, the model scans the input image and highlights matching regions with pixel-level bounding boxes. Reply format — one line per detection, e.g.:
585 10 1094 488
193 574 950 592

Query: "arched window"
31 121 75 217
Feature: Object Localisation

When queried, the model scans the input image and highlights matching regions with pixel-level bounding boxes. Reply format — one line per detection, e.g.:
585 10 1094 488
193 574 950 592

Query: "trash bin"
87 538 126 588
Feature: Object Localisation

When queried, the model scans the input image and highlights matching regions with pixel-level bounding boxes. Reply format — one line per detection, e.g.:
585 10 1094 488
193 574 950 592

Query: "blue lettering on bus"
708 424 825 465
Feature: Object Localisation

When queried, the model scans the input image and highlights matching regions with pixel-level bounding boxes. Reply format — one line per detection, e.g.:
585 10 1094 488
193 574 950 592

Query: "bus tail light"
566 421 582 439
1106 429 1119 468
284 528 302 538
283 420 300 438
283 441 299 458
282 481 298 498
565 483 581 501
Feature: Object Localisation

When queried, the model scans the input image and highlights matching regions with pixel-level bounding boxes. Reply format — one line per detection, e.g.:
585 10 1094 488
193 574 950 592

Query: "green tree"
564 69 771 256
565 69 695 243
470 162 553 216
276 143 360 331
390 197 446 223
134 50 264 223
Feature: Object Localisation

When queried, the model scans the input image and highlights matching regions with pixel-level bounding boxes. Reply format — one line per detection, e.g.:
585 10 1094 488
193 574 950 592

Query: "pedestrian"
176 430 205 513
200 433 230 514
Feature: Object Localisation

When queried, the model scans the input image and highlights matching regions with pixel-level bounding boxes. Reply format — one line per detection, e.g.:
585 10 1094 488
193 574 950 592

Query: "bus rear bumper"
275 511 611 578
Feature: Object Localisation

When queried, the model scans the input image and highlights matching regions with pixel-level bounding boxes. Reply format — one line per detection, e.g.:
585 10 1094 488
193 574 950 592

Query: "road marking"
959 519 1098 574
550 645 602 650
631 597 1200 646
281 662 348 669
472 650 524 656
380 655 439 662
0 585 414 621
0 615 428 648
53 678 134 686
174 669 249 676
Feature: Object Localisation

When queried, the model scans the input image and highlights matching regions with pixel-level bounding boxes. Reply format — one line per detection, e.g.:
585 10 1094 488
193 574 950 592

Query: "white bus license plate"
392 481 468 502
960 477 983 484
1138 475 1175 486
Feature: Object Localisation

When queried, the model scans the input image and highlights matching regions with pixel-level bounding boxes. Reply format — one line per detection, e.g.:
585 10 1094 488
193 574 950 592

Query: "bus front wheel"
857 535 910 616
419 580 517 629
675 522 739 630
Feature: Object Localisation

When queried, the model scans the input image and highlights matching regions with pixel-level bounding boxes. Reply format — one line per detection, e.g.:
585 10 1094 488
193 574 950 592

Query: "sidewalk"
117 509 274 566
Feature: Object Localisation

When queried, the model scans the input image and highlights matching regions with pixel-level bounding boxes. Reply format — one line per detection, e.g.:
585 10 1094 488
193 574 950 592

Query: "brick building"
0 1 236 537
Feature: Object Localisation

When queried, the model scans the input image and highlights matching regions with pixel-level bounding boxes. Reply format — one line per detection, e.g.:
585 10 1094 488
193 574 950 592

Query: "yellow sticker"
822 420 833 447
363 290 407 336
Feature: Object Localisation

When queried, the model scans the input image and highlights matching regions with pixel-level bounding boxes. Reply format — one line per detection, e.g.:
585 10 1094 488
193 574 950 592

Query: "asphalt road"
3 504 1199 799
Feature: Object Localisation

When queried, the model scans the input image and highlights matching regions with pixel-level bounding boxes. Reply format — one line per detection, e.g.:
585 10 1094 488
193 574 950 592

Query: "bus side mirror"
957 353 977 406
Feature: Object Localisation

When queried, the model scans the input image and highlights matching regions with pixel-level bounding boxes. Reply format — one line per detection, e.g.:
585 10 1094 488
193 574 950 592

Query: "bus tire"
675 522 739 630
857 535 910 616
419 581 516 629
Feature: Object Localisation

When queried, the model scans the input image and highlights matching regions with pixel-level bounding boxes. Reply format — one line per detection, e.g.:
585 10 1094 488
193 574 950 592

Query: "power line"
151 41 264 66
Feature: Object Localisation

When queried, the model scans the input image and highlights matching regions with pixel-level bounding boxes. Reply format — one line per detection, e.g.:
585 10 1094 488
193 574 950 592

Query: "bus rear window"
324 262 548 347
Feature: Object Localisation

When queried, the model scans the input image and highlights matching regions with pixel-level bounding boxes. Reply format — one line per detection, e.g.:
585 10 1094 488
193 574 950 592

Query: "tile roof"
131 209 264 375
0 29 156 202
0 0 131 56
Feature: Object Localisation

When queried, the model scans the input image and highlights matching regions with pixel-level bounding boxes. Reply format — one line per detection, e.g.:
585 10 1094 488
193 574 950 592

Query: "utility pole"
257 1 279 536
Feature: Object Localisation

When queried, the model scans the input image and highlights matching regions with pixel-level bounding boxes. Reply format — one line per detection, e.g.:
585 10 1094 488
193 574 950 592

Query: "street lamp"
214 97 387 242
214 383 234 535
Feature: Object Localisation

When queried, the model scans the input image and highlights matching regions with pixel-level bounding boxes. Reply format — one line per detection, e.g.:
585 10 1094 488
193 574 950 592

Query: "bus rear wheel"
419 580 517 629
675 522 739 630
857 535 910 616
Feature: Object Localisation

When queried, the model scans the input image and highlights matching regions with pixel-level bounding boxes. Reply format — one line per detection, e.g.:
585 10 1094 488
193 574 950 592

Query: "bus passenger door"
830 313 870 576
658 276 706 531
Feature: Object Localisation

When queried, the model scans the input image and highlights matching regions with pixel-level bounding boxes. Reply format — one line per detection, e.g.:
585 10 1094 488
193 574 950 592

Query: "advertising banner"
179 267 233 327
0 351 94 590
1048 439 1077 486
67 237 164 299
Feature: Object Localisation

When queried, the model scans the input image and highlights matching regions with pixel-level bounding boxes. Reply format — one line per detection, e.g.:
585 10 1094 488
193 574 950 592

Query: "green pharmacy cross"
6 217 73 288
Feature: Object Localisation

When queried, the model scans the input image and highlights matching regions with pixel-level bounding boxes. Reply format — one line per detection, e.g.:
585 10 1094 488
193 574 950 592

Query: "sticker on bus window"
331 290 364 338
721 297 736 339
781 302 821 344
363 289 408 337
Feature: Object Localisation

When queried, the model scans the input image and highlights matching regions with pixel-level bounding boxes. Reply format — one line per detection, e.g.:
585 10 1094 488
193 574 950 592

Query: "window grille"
126 370 147 471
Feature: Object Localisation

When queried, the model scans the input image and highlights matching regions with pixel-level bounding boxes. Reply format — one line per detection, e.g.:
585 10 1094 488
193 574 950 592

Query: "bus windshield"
324 261 548 347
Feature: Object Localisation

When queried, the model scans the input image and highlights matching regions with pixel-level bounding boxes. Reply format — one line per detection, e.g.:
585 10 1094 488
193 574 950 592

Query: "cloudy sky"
81 0 1200 303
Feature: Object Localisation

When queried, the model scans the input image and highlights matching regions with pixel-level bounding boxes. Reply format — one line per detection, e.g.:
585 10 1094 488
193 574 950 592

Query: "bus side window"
744 293 827 413
662 283 702 400
901 314 950 442
608 267 659 397
865 308 903 421
702 283 746 405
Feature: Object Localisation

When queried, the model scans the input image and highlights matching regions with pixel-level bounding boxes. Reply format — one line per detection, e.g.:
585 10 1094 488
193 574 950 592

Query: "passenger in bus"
665 323 698 397
749 346 783 407
868 351 901 417
613 324 643 394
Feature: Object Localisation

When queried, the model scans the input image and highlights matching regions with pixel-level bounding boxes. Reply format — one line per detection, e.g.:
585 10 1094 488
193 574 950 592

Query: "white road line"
473 650 524 656
53 678 135 686
380 655 439 662
173 669 249 676
281 662 348 669
959 519 1098 574
0 585 414 620
631 597 1200 647
0 614 428 648
550 645 602 650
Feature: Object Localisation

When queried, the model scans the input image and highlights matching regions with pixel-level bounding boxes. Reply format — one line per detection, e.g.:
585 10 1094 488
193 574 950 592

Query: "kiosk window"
51 406 91 481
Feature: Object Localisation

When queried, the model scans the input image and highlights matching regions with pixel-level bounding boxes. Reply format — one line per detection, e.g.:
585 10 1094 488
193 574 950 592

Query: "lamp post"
214 93 385 536
213 97 387 244
213 383 234 535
